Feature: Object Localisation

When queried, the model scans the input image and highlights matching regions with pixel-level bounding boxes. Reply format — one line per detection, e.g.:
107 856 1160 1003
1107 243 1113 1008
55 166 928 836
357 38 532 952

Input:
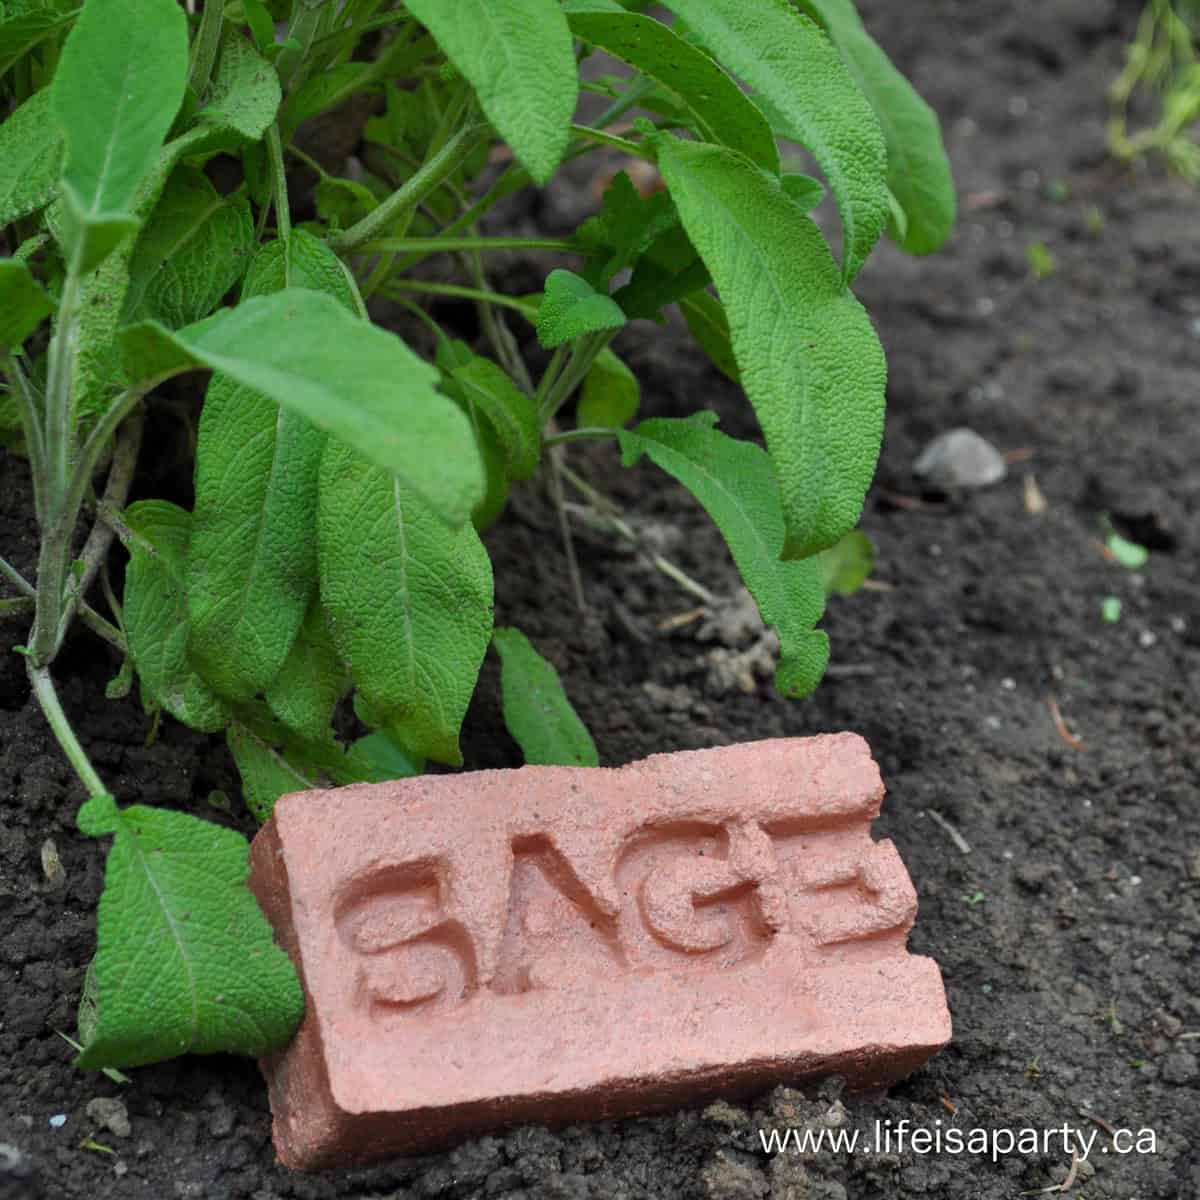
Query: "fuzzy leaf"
816 529 874 596
574 170 678 286
615 222 710 321
405 0 575 185
782 173 826 212
120 290 485 527
0 89 63 226
797 0 954 254
493 627 598 766
451 356 541 481
657 137 886 559
678 290 739 383
578 348 639 428
0 3 77 77
264 599 349 743
120 501 229 732
536 269 626 349
318 440 494 767
186 234 359 703
660 0 886 281
0 259 52 347
123 166 254 328
565 0 778 173
192 34 281 149
51 0 188 269
73 792 303 1068
619 413 829 697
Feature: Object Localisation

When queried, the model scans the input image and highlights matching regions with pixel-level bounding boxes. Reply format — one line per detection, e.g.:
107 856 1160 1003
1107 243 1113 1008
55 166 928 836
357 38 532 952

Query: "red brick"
248 734 950 1170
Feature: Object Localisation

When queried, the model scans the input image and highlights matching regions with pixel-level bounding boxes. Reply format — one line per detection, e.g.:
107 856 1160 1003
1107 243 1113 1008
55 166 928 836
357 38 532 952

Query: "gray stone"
914 428 1008 490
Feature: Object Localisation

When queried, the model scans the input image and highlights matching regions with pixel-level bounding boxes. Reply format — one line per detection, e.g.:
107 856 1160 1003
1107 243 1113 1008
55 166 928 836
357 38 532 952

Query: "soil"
3 1 1199 1197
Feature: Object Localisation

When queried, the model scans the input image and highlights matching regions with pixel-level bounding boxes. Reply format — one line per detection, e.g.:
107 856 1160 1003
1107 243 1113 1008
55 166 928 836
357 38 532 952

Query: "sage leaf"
493 627 598 767
192 34 281 150
451 356 541 481
73 791 303 1068
120 289 485 527
618 413 829 697
537 269 626 349
565 0 778 173
578 349 639 428
51 0 188 269
123 166 254 328
120 501 229 733
404 0 576 185
816 529 875 596
657 137 886 559
797 0 955 254
575 170 678 286
318 440 494 767
264 599 349 744
186 234 358 703
0 259 52 347
0 89 63 226
0 2 77 77
659 0 887 281
678 290 739 383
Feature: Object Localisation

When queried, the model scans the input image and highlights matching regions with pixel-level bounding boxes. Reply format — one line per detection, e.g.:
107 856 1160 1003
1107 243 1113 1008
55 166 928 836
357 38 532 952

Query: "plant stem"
543 426 620 448
384 278 534 316
330 124 488 253
538 330 617 423
187 0 225 96
592 76 653 131
0 554 35 598
362 235 578 256
569 124 655 160
267 125 291 244
27 663 108 799
3 354 47 523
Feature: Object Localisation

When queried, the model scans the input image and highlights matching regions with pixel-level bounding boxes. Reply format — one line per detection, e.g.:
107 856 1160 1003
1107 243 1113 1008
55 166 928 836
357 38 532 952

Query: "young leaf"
659 0 887 281
537 269 627 349
618 413 829 697
657 137 886 559
615 222 710 321
782 173 827 212
0 260 52 348
574 171 678 286
0 3 78 77
795 0 955 254
578 349 639 428
493 627 599 767
191 34 281 151
0 90 63 226
264 599 349 743
120 501 229 733
564 0 778 174
123 166 254 328
450 356 541 481
244 228 366 316
119 290 485 527
51 0 188 269
678 290 739 383
816 529 875 596
318 440 494 767
73 791 303 1068
186 235 359 703
404 0 576 185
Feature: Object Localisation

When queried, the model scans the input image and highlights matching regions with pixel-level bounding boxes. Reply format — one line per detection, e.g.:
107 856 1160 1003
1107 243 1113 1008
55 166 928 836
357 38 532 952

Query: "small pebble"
914 428 1008 490
86 1097 131 1139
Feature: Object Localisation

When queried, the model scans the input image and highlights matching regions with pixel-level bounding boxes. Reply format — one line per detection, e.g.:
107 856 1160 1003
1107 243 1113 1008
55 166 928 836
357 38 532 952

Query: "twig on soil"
824 663 877 678
1077 1109 1118 1137
1047 695 1086 751
1004 446 1036 464
548 449 588 615
860 578 896 592
1020 1150 1079 1195
657 607 708 633
925 809 972 855
939 1093 958 1115
875 488 946 512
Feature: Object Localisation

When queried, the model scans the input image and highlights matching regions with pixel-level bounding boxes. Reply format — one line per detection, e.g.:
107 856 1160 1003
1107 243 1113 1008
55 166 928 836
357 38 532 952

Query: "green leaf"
578 348 639 428
618 413 829 697
0 2 77 77
51 0 188 268
796 0 954 255
120 501 229 732
565 0 778 173
123 166 254 328
574 170 678 286
657 137 886 559
450 356 541 481
264 599 349 743
192 33 281 149
0 89 63 226
186 235 358 703
73 793 303 1068
349 730 423 780
537 269 627 349
782 172 826 212
404 0 576 185
678 290 739 383
120 290 485 527
660 0 887 281
318 440 494 767
280 60 370 141
493 627 599 766
614 222 711 322
0 259 52 347
816 529 874 596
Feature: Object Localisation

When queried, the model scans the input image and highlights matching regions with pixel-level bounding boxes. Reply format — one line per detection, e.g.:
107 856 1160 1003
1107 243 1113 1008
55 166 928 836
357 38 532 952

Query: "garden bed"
2 0 1199 1196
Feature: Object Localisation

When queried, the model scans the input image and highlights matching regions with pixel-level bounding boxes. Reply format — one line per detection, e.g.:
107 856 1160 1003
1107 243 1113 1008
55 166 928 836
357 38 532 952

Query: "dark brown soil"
3 2 1199 1197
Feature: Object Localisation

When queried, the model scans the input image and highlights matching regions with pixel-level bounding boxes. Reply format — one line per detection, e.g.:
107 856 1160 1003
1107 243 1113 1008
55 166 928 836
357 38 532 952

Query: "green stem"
3 354 47 524
0 554 35 598
28 663 108 799
330 124 488 253
569 124 655 160
543 426 620 447
187 0 225 96
276 0 325 90
266 124 291 244
533 346 568 414
362 235 578 256
539 330 618 423
383 278 534 316
592 76 653 132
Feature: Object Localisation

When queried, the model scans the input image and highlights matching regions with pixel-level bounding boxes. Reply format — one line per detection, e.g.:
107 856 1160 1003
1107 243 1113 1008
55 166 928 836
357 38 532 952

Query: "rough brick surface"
249 735 951 1170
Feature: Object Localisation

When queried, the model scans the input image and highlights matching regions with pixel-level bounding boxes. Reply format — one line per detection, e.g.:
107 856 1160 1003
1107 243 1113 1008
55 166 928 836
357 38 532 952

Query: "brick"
249 734 950 1170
